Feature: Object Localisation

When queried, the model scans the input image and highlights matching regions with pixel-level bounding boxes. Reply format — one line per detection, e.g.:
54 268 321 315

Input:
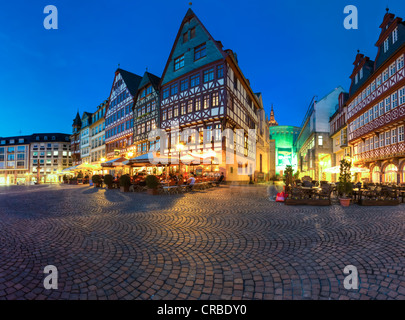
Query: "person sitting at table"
215 173 225 187
186 174 196 191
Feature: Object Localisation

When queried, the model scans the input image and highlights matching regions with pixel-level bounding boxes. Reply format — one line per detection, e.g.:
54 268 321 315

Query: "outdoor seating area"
94 173 224 196
284 180 405 206
284 182 333 206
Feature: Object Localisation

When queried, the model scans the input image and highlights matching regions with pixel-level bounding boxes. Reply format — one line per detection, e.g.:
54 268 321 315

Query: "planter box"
359 199 400 206
285 199 330 206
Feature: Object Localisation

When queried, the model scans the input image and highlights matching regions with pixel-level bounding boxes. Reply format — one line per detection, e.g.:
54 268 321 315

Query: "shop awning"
101 157 128 167
62 165 79 172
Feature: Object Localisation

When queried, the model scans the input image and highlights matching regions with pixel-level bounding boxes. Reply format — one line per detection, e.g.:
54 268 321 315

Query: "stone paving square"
0 184 404 300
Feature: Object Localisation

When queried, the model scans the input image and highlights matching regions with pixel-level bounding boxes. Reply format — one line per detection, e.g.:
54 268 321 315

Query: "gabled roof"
81 112 92 120
159 8 227 86
72 112 81 126
117 68 143 97
138 71 161 91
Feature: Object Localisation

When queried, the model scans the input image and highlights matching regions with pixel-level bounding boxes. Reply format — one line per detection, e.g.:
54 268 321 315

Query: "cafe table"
300 186 321 198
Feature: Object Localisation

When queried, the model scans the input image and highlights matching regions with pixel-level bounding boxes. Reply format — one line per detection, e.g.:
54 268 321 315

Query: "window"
174 55 185 71
217 65 224 79
373 105 378 119
195 98 201 111
399 86 405 105
374 135 379 149
170 84 178 96
384 38 389 53
174 106 179 117
385 131 390 145
379 101 384 116
163 87 169 99
398 126 404 142
369 109 373 122
190 27 196 39
203 95 210 109
180 79 188 92
364 111 368 124
183 32 188 43
194 43 206 61
371 81 376 92
389 63 396 77
181 103 186 115
203 68 214 83
385 96 391 112
360 114 364 127
392 92 398 108
391 128 397 144
355 73 358 84
397 56 404 70
190 74 200 87
377 76 382 87
392 27 398 44
383 69 389 82
212 92 219 107
318 135 323 146
359 67 363 79
380 133 384 148
187 100 193 113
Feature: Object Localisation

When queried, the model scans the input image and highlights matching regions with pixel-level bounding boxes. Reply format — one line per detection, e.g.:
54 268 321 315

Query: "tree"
337 159 353 198
283 165 294 187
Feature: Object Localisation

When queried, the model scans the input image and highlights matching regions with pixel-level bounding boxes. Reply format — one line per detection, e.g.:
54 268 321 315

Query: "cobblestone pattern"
0 184 404 300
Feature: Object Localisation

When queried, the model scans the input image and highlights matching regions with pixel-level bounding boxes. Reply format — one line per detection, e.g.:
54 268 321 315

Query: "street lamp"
36 164 41 184
176 142 185 174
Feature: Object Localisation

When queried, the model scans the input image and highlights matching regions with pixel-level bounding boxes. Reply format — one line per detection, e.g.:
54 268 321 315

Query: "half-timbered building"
133 72 161 157
347 10 405 183
158 9 266 183
105 68 142 160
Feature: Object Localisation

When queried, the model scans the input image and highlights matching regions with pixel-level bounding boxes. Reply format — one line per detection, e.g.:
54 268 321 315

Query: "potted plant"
283 165 294 192
145 175 160 195
119 175 131 192
337 159 353 207
104 174 114 189
92 175 102 188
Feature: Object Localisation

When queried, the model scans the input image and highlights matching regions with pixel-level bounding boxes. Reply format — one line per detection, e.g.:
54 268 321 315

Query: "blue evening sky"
0 0 404 136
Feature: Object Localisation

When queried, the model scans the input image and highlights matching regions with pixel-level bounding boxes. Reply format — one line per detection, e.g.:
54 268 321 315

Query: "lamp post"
176 142 185 175
36 164 41 184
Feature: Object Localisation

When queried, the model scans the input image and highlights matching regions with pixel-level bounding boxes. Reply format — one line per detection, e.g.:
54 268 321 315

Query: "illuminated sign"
277 147 292 166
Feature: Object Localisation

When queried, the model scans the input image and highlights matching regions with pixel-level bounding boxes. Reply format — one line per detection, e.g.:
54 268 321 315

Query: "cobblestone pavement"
0 184 404 300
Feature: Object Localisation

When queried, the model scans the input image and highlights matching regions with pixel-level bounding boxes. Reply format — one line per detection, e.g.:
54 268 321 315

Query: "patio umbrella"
101 157 128 167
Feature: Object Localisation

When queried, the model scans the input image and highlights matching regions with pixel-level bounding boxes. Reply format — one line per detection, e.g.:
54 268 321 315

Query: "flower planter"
339 198 351 207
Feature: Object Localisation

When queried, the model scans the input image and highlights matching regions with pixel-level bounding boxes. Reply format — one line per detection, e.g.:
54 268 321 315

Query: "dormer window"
355 73 358 84
392 27 398 44
384 38 389 53
359 67 363 79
